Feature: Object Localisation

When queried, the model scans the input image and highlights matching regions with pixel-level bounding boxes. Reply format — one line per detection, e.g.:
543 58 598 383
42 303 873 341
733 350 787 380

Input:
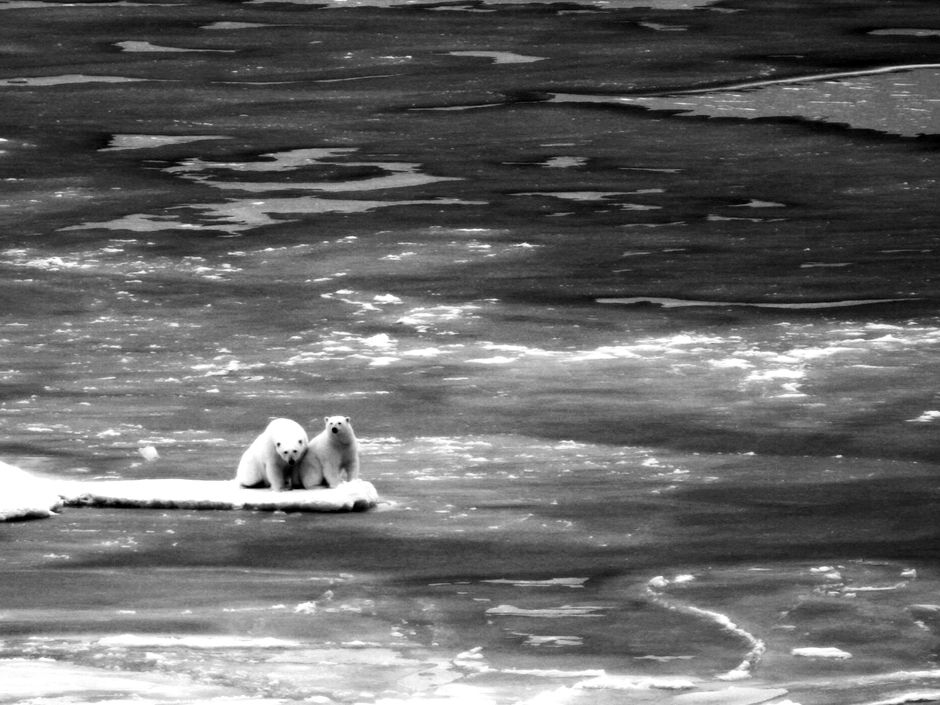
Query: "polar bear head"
268 417 308 467
324 415 355 443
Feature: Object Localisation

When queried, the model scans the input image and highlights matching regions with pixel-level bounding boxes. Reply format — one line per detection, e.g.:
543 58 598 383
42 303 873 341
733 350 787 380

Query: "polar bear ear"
324 416 330 424
345 417 350 423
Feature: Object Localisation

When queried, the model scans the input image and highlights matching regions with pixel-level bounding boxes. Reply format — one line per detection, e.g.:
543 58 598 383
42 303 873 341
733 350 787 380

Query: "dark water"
2 0 940 703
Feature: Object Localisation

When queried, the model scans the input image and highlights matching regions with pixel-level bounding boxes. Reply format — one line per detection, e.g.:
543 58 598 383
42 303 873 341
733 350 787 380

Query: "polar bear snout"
331 427 339 434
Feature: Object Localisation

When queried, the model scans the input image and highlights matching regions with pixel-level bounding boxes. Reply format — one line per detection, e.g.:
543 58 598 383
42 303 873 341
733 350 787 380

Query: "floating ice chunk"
864 692 940 705
869 28 940 37
0 74 148 86
367 356 400 367
137 445 159 462
0 462 64 521
449 50 545 64
374 293 403 304
482 577 588 588
101 134 229 151
732 199 786 208
670 686 790 703
746 368 804 382
908 410 940 423
486 604 605 618
598 296 918 309
202 21 272 29
791 646 852 659
97 634 300 649
575 674 698 690
362 333 395 349
542 156 588 168
710 358 753 369
522 635 584 647
402 347 445 358
115 40 234 53
467 356 518 364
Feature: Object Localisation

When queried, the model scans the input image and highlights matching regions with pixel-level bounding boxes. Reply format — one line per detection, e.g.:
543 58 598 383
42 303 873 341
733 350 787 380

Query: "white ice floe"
0 461 64 521
598 296 916 309
482 577 588 588
115 40 234 53
907 410 940 423
449 50 545 64
138 445 160 461
0 461 380 519
863 691 940 705
0 74 148 86
62 477 380 513
97 634 299 649
791 646 852 659
100 134 229 151
486 604 605 618
670 686 791 704
520 634 584 647
575 674 697 690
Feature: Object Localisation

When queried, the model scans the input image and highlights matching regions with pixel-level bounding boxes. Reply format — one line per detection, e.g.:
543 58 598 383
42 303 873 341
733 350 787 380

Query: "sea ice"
791 646 852 659
0 461 64 521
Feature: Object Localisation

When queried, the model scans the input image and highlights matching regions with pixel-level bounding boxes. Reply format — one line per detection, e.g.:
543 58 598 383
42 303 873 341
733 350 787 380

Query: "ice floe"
0 461 64 520
907 410 940 423
0 462 379 520
597 297 917 309
482 577 588 588
448 50 545 64
486 604 605 618
115 40 234 53
552 64 940 137
100 134 229 151
791 646 853 659
0 74 148 86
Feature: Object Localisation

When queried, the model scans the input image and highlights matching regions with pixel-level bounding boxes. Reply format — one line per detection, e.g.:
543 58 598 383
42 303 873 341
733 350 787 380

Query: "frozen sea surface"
1 0 939 703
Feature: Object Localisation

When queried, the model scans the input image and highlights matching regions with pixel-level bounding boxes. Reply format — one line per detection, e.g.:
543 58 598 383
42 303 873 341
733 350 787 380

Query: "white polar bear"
293 416 360 489
235 418 309 491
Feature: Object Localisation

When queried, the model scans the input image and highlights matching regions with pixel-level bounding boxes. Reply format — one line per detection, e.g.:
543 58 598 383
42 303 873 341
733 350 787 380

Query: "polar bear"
235 418 309 491
292 415 360 489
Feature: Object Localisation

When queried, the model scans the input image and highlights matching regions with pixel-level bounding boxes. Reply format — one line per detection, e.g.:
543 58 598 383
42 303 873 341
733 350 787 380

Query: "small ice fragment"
138 445 159 462
648 576 670 589
362 333 394 348
901 568 918 579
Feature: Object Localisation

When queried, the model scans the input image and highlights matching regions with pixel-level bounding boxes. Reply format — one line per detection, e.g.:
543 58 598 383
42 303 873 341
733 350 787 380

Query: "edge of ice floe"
0 461 379 521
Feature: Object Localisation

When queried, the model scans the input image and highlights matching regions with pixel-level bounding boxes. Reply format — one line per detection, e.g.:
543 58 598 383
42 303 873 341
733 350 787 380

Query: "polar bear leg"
321 461 344 488
292 453 324 489
235 450 266 488
263 461 290 492
344 456 360 482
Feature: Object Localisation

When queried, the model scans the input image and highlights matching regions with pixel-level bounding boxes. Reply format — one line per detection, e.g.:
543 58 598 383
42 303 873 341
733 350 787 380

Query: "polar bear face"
268 418 308 467
324 415 354 442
